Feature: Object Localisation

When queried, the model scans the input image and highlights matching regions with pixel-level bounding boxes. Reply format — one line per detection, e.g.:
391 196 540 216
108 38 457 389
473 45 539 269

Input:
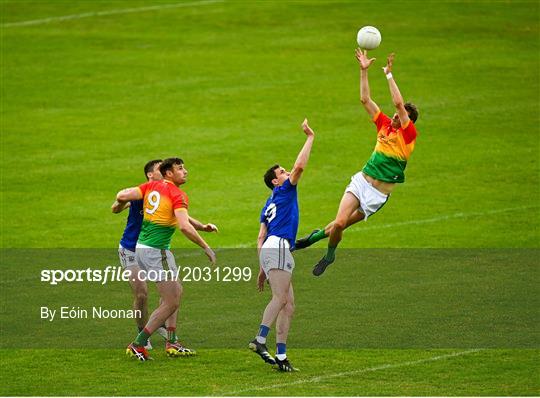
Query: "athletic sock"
167 326 177 343
325 246 337 262
134 327 151 347
276 343 287 360
256 324 270 344
309 229 328 244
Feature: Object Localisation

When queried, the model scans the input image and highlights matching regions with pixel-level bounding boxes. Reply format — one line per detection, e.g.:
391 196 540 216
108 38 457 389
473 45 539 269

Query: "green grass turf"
1 349 538 396
1 0 539 395
1 0 538 248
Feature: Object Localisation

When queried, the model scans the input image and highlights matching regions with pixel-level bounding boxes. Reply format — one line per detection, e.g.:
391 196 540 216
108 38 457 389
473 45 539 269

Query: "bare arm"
189 216 219 233
116 187 142 203
383 53 410 126
111 200 130 214
176 209 216 265
355 48 379 119
257 223 267 256
288 119 315 186
257 223 268 291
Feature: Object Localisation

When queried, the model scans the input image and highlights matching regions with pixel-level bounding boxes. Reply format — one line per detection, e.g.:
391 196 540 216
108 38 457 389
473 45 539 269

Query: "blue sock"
256 324 270 343
276 343 286 360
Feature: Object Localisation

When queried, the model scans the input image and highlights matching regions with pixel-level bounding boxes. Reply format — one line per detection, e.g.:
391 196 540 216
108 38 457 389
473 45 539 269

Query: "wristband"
386 72 393 80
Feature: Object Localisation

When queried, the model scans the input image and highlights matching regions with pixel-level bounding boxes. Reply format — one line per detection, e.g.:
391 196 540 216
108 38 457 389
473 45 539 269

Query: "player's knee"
164 299 179 312
284 301 295 317
272 294 288 308
135 290 148 304
333 218 347 231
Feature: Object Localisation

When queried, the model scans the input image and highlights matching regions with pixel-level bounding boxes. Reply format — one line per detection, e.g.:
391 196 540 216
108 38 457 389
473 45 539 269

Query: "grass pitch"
1 0 539 396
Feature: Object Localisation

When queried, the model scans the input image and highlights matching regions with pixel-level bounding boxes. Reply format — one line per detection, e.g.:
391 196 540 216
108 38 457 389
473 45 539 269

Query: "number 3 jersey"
136 179 189 249
260 179 299 249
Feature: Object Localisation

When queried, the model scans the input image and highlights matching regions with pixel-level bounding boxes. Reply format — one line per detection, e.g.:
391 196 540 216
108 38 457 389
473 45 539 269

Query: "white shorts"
259 235 295 278
345 172 389 220
135 243 179 282
118 245 139 269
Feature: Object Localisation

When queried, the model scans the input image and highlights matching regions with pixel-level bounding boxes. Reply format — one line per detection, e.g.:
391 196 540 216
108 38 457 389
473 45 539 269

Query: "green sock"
325 246 337 262
309 229 328 244
134 328 151 347
167 327 177 343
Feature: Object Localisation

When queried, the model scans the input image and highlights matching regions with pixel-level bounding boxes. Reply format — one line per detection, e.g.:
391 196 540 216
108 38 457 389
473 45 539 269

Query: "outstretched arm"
115 187 142 204
355 48 379 119
383 53 410 127
288 118 315 186
257 223 267 256
111 200 130 213
257 223 268 291
176 209 216 265
188 216 219 233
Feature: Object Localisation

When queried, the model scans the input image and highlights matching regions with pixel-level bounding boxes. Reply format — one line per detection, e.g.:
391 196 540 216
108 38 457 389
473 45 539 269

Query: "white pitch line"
232 204 538 247
352 204 539 232
224 349 484 395
1 0 223 28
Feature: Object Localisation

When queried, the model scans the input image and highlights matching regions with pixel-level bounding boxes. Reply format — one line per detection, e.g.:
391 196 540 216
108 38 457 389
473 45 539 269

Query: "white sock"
256 336 266 344
276 353 287 361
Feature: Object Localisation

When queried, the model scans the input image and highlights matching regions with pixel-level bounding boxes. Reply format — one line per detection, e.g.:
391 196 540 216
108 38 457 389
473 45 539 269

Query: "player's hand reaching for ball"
302 118 314 137
203 223 219 233
204 246 216 266
355 48 376 70
257 269 267 292
383 52 395 74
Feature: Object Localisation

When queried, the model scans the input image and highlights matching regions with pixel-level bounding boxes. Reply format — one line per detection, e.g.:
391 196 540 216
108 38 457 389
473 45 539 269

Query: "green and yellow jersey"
136 179 188 249
362 110 418 183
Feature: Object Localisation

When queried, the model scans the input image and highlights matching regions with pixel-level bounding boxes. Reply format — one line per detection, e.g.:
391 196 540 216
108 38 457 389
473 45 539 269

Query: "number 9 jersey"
136 180 189 249
260 179 299 249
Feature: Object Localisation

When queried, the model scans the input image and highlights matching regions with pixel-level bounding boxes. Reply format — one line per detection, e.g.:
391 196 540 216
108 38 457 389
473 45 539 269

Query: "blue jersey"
260 179 299 248
119 200 143 251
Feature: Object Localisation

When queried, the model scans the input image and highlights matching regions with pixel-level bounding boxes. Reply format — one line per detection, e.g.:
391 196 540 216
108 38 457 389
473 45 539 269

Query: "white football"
356 26 382 50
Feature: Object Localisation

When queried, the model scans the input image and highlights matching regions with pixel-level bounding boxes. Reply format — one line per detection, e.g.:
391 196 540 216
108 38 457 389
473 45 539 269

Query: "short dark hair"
264 164 280 190
143 159 162 180
404 102 418 123
159 157 184 177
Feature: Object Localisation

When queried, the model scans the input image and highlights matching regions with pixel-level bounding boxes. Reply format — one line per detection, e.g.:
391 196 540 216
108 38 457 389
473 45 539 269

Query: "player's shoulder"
375 110 391 123
165 181 188 199
262 195 272 207
400 119 418 133
279 178 297 192
141 179 160 189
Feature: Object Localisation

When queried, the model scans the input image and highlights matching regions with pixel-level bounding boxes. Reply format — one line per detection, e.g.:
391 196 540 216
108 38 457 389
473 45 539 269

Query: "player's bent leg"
346 209 366 227
127 249 181 360
329 192 361 247
249 269 292 365
164 290 196 357
323 208 365 234
128 272 153 350
262 269 292 327
128 266 149 331
128 280 181 359
275 283 294 344
314 192 360 276
148 280 181 331
274 283 297 371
